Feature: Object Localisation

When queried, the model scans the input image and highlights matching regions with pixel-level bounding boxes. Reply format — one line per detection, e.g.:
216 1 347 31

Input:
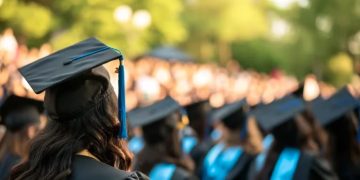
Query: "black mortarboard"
251 95 305 132
0 94 43 132
312 87 359 126
128 96 181 127
184 100 211 139
18 38 128 138
210 99 248 139
292 82 305 98
146 46 192 62
209 100 246 124
184 100 211 122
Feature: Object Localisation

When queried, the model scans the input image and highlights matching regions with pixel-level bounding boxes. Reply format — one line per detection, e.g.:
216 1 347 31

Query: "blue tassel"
118 59 127 139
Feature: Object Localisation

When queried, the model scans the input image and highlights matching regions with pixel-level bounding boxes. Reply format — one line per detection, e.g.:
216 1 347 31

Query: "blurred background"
0 0 359 108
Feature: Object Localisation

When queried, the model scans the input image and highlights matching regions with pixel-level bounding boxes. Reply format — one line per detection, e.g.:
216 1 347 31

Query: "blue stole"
255 135 274 171
149 163 176 180
182 136 198 154
210 129 222 142
270 148 301 180
128 136 144 154
203 143 243 180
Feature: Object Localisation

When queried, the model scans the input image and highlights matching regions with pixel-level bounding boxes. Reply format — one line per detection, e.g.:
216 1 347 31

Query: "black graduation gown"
336 160 360 180
133 144 197 180
188 140 213 177
0 153 21 180
247 152 337 180
69 155 148 180
133 160 197 180
227 153 255 179
169 167 198 180
201 146 255 180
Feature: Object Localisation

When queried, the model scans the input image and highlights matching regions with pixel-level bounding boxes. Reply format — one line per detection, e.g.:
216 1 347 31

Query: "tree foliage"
0 0 359 85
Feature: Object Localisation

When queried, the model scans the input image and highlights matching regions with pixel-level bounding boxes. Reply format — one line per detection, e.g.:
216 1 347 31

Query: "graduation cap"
128 96 182 127
18 37 128 138
210 100 248 139
146 46 192 62
312 87 359 126
292 82 305 98
184 100 211 139
251 95 305 132
209 100 246 124
184 100 211 122
0 94 43 132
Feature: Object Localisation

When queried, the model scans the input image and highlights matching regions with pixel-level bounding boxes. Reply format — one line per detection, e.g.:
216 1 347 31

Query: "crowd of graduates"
0 31 360 180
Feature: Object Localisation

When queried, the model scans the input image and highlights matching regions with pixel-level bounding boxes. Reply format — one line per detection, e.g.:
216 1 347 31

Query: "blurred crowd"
2 29 360 180
0 29 338 110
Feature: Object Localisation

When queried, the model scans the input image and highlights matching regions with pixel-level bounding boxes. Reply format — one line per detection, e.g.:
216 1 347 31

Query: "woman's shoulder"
298 152 338 180
70 155 149 180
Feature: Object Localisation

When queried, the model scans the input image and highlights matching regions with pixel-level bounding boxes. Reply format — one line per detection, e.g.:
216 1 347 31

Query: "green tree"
273 0 360 82
0 0 187 57
183 0 268 62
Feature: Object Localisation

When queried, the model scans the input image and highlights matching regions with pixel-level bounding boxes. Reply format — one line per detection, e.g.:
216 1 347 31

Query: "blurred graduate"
201 99 256 179
10 38 148 180
248 95 337 180
182 100 214 176
129 96 197 180
312 87 360 179
0 94 44 180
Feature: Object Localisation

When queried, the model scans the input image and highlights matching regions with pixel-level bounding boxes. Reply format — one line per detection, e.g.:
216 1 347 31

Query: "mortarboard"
312 87 359 126
209 100 246 125
18 37 128 138
128 96 182 127
184 100 211 116
184 100 211 139
251 95 305 132
210 100 248 139
0 94 43 132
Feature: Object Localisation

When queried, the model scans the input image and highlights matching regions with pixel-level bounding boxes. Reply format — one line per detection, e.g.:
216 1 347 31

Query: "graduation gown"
134 159 197 180
0 153 21 180
202 143 255 180
134 142 197 180
188 139 214 177
148 164 197 180
247 151 337 180
336 160 360 180
69 155 148 180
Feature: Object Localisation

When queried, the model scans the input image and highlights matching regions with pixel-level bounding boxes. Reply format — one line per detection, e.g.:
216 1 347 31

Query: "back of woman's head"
0 106 41 161
325 112 360 167
222 108 247 131
272 114 312 149
256 113 314 179
142 112 182 157
11 67 132 180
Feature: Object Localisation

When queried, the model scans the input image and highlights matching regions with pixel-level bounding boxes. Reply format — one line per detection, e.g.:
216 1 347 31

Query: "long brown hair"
325 112 360 171
134 112 194 174
10 91 132 180
256 113 319 179
0 127 34 161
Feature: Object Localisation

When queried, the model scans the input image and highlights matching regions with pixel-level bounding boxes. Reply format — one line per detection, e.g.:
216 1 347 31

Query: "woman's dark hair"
256 113 316 179
0 124 36 162
219 107 260 154
10 91 132 180
222 109 246 131
135 111 193 174
325 111 360 171
302 107 328 154
186 102 211 140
